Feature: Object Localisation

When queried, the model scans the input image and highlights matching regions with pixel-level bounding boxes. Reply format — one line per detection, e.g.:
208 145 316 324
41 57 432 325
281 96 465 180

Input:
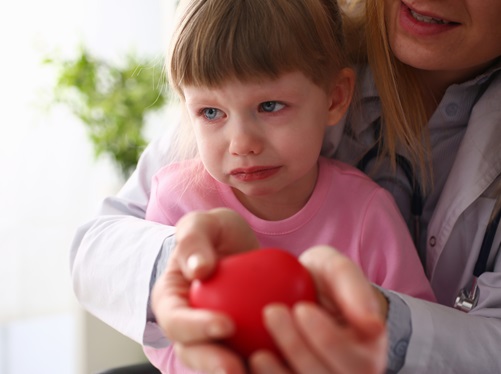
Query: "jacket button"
445 103 459 116
429 236 436 247
394 339 408 357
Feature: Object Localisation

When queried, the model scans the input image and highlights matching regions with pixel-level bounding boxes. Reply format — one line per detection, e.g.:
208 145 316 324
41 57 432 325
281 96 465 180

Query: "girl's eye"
201 107 223 121
259 101 285 113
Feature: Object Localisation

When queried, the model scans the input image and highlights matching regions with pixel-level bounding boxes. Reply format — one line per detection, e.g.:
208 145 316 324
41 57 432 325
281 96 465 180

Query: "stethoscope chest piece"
454 206 501 313
454 280 479 313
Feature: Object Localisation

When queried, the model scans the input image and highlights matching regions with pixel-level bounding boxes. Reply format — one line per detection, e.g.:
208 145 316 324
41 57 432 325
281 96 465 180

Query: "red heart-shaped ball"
189 248 317 359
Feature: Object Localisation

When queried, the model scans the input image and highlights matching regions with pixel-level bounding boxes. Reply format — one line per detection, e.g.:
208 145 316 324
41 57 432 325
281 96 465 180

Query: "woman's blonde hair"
342 0 430 185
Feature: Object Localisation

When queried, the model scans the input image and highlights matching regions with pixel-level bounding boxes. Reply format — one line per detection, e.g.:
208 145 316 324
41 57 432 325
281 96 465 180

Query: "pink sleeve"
359 189 436 302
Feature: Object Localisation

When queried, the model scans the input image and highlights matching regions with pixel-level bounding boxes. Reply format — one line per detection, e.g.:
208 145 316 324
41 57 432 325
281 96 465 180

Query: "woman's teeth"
410 9 449 24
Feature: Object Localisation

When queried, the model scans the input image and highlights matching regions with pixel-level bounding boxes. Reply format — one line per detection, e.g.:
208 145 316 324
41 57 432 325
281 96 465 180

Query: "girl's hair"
168 0 349 96
342 0 430 186
165 0 351 163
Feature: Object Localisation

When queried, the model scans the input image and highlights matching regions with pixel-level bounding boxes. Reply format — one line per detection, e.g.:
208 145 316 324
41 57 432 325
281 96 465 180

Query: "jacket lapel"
427 73 501 275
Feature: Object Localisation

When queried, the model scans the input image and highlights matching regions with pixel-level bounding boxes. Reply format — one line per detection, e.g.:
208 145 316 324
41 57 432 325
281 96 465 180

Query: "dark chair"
97 362 161 374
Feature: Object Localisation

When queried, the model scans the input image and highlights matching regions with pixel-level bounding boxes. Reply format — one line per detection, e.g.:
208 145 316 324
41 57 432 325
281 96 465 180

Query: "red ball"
189 248 317 359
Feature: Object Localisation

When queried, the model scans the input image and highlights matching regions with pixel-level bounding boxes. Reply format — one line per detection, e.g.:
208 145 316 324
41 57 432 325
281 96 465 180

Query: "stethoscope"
454 208 501 312
356 118 501 313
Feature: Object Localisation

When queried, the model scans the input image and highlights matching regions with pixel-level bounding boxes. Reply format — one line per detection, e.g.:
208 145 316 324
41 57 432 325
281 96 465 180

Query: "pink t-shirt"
144 157 435 373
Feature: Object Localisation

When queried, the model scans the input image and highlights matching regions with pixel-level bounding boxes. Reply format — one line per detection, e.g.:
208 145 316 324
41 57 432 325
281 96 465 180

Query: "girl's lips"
230 166 281 182
399 2 459 36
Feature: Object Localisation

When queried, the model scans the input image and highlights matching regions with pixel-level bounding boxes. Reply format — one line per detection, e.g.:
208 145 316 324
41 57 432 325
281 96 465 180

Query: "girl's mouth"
230 166 281 182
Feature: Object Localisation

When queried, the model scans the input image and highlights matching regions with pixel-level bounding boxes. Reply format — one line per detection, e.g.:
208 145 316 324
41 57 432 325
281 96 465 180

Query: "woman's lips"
399 2 459 36
230 166 281 181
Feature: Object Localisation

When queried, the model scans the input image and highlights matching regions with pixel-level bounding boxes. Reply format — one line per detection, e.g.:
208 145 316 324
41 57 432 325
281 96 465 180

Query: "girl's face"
384 0 501 83
182 71 352 217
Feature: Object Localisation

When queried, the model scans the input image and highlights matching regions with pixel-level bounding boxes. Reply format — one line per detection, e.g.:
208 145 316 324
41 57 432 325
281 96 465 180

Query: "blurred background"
0 1 179 372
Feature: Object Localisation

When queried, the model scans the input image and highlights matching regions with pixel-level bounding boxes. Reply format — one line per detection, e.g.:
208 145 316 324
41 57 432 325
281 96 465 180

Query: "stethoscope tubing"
475 206 501 278
357 118 501 312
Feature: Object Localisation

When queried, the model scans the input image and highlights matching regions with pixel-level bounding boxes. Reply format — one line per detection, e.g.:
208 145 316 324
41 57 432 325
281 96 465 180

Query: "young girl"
142 0 434 372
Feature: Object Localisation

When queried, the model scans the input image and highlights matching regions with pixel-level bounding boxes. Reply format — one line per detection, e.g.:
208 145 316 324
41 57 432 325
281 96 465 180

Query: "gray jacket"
326 64 501 373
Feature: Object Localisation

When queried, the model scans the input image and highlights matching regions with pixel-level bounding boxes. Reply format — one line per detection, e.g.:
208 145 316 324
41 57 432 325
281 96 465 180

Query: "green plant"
46 48 169 178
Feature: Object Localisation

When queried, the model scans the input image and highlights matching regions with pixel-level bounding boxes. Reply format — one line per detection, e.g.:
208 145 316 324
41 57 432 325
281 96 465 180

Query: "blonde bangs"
168 0 348 95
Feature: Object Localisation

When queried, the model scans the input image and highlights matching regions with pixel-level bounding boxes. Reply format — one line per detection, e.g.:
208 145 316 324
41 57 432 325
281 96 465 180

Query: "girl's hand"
151 208 258 374
249 246 388 374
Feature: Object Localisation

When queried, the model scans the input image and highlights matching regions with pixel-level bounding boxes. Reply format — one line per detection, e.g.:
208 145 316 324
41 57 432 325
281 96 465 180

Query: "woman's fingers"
156 217 388 373
258 304 332 374
155 208 258 341
250 350 292 374
253 246 388 374
174 342 247 374
160 307 235 344
257 302 387 374
150 208 258 373
175 208 260 279
151 254 235 343
299 246 385 338
293 302 387 374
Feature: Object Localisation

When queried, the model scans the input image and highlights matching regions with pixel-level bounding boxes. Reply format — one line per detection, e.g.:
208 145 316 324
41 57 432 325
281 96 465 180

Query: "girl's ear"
326 67 355 127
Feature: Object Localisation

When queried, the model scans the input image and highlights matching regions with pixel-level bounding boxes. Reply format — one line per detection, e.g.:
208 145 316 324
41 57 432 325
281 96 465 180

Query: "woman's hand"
151 208 259 374
152 210 388 374
249 246 388 374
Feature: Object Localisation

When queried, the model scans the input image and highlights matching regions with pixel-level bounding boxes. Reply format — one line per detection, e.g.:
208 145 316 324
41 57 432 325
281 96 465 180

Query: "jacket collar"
427 70 501 273
351 60 501 137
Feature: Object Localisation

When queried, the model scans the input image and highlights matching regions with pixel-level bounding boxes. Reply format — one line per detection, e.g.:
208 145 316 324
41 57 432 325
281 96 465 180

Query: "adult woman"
70 0 501 372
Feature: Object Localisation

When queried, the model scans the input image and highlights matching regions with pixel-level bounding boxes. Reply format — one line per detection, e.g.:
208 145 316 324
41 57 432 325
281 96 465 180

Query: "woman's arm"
399 267 501 373
69 128 177 345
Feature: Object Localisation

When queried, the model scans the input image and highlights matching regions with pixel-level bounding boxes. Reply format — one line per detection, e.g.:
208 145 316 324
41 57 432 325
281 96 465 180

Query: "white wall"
0 1 177 373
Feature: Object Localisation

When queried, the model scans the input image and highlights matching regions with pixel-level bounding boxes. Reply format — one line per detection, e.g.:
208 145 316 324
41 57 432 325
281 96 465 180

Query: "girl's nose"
228 120 263 156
